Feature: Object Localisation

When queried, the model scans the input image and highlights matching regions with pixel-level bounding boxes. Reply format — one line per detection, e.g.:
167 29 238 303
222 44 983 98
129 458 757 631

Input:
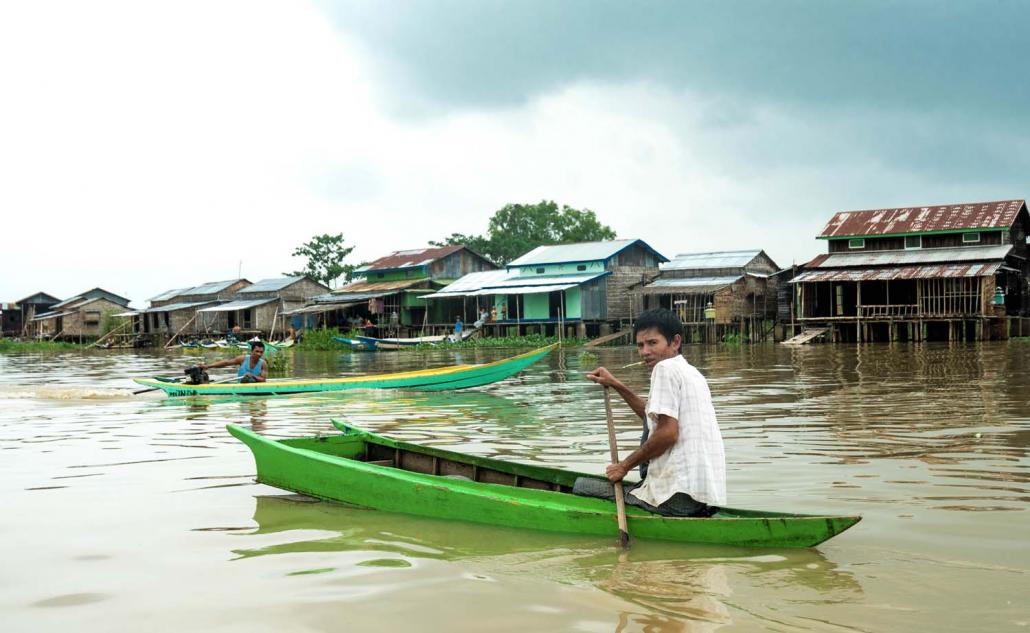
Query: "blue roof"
239 277 306 293
507 239 668 267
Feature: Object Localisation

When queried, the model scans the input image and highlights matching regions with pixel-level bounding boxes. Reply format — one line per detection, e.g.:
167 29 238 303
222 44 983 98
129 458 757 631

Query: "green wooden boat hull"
227 419 861 548
134 345 555 396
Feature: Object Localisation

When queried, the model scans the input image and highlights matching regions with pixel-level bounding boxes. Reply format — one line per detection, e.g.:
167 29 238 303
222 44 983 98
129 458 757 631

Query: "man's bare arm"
606 414 678 483
585 367 646 418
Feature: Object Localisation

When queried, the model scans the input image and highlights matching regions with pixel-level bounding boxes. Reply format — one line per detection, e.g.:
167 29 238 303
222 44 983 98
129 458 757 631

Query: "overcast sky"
2 1 1027 307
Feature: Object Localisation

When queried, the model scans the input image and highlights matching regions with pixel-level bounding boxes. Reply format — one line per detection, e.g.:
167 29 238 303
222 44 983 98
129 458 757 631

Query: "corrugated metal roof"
508 239 668 267
363 245 465 271
790 262 1003 283
639 276 742 295
197 298 276 312
424 271 608 299
239 277 305 293
31 311 75 321
819 199 1026 238
181 279 246 296
808 245 1011 269
472 283 576 296
284 301 365 315
144 301 216 313
661 250 762 271
148 287 188 302
15 292 60 305
314 291 395 303
50 288 130 309
331 278 428 295
422 270 513 297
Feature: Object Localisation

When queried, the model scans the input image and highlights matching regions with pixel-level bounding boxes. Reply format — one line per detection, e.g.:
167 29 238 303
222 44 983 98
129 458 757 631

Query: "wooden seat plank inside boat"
360 440 572 493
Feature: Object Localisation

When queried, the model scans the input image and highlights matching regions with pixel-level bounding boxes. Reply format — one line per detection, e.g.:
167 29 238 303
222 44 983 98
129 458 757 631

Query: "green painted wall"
360 267 428 282
511 261 606 277
523 293 549 319
402 292 427 307
564 287 581 319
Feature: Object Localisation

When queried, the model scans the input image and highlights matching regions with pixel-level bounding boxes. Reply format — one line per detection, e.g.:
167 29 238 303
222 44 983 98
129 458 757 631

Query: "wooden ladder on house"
781 327 829 345
584 328 633 348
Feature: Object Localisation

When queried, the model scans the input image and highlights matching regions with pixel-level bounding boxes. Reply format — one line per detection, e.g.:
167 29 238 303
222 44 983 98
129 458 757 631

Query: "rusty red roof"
362 245 466 272
790 262 1004 283
818 199 1026 239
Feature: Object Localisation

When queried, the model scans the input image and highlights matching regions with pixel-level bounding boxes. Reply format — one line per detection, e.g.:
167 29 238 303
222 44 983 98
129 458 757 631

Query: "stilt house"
140 279 251 340
199 276 329 338
29 288 131 340
425 239 668 338
790 199 1030 342
2 292 59 336
638 250 780 342
321 246 497 334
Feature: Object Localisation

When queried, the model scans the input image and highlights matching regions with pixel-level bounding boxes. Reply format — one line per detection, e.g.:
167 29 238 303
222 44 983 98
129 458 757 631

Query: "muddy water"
1 343 1027 632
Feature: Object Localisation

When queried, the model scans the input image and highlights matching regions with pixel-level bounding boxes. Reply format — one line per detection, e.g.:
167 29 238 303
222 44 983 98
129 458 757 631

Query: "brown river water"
1 343 1027 632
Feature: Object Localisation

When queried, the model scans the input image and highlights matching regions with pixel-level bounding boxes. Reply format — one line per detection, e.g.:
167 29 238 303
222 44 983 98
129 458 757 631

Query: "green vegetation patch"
0 339 84 352
294 327 353 351
414 333 587 350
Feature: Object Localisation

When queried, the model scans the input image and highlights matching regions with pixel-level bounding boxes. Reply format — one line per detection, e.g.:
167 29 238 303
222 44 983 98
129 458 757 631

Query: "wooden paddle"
604 386 631 549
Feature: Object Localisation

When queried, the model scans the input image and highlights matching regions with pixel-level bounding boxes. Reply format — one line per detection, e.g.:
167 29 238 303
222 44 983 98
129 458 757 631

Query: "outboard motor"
184 366 210 385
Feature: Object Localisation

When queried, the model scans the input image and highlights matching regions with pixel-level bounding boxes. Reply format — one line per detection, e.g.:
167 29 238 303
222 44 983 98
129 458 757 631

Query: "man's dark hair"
250 340 265 351
633 308 683 344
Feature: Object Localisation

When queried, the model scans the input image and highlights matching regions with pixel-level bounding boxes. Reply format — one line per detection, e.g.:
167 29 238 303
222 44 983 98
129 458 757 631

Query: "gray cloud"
320 0 1030 118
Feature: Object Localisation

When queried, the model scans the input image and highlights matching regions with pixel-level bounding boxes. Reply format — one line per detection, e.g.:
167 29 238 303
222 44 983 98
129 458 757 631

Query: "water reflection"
1 342 1027 632
232 495 862 630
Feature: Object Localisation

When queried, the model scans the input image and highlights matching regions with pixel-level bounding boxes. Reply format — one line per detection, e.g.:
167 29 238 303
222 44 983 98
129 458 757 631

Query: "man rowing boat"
578 308 726 517
198 340 268 383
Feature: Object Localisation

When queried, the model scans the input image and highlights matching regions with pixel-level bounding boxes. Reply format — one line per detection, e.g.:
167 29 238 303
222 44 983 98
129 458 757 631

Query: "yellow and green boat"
133 344 555 396
228 418 861 548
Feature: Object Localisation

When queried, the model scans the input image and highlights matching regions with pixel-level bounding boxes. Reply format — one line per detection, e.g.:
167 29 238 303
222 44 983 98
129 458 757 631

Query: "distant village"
3 199 1029 347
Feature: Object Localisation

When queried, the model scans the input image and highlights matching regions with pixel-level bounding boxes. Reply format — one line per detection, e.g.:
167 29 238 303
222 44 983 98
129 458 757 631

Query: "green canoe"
134 344 555 396
228 419 861 548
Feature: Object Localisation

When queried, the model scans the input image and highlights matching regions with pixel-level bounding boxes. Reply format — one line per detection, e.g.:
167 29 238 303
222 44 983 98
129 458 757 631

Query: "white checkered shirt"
629 355 727 507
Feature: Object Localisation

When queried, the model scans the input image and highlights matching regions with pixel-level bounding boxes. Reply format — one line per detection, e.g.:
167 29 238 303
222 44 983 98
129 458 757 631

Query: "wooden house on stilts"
28 288 132 342
637 250 781 343
790 199 1030 342
426 239 668 339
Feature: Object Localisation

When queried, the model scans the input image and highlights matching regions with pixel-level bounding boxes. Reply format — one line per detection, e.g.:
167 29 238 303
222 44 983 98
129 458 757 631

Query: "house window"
576 264 587 271
84 310 101 324
962 232 981 244
848 238 865 249
904 235 922 249
536 267 545 274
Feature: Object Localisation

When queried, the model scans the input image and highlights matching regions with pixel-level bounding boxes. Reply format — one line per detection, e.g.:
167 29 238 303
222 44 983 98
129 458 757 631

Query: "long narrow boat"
355 334 446 350
228 419 861 548
133 344 555 396
332 336 366 350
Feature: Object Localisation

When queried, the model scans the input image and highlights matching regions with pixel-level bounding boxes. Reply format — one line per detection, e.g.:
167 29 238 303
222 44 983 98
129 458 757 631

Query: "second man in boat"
199 340 268 383
582 308 726 517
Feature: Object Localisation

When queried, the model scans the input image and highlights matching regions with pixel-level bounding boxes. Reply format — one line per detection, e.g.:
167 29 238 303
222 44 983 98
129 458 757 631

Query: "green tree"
284 233 355 288
431 201 616 264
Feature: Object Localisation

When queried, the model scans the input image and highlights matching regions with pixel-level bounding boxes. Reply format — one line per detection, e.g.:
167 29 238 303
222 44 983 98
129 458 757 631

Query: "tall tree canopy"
284 233 356 287
432 201 616 264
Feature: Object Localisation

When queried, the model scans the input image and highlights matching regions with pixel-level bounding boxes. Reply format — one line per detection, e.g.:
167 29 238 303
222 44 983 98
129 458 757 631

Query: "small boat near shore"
356 327 478 350
228 419 861 548
354 334 446 350
133 344 556 396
